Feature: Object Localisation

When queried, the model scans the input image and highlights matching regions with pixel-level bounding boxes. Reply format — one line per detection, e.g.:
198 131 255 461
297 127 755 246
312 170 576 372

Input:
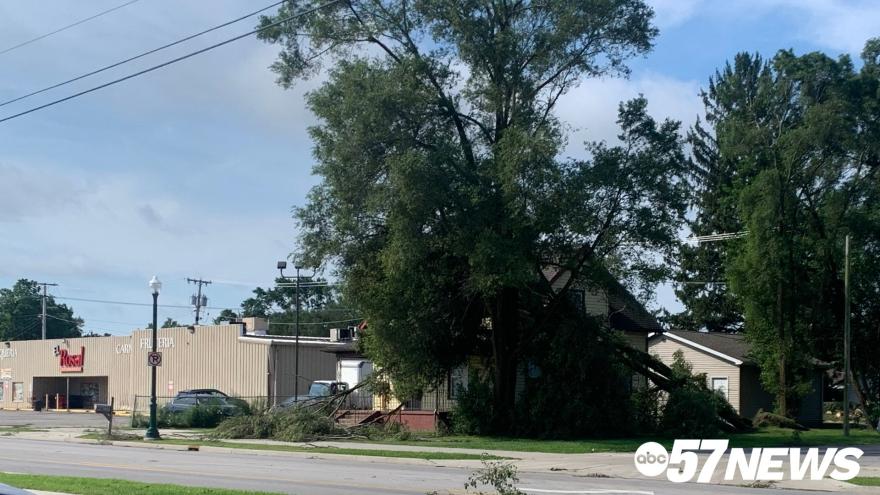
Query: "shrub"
660 384 721 438
451 371 495 435
131 405 226 428
184 405 226 428
631 387 662 434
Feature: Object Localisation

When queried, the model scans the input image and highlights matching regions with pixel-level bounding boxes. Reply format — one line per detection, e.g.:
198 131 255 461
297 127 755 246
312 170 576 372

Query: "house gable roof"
649 331 752 366
542 264 662 333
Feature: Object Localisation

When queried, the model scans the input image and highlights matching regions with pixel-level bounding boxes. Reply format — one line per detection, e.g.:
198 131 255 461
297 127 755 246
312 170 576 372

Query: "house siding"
739 365 774 419
649 335 742 413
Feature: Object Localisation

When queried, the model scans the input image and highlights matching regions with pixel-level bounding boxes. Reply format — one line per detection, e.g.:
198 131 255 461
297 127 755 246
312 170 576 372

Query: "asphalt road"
0 438 839 495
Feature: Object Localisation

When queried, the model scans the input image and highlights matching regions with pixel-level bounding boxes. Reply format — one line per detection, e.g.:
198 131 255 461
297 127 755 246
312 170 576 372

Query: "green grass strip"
0 472 280 495
345 426 880 453
80 434 505 460
848 476 880 486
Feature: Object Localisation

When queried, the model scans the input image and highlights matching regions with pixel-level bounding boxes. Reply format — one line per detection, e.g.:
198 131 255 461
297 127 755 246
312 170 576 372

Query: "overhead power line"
0 0 288 108
0 0 342 124
52 294 235 311
0 0 141 57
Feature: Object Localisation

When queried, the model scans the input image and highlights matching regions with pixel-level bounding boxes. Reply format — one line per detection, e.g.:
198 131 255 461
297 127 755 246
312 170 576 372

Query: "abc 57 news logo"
634 440 863 483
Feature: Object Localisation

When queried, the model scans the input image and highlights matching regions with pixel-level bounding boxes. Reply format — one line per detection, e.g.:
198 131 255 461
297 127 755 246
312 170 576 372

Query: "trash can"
32 397 43 412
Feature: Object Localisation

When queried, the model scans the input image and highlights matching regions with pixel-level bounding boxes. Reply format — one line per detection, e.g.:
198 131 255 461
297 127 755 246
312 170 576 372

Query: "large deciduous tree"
259 0 690 430
0 279 82 340
678 42 880 418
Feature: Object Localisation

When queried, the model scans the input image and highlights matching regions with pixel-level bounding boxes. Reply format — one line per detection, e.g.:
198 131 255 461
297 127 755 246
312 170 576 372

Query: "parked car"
163 394 246 416
175 388 249 410
176 388 228 397
277 380 349 409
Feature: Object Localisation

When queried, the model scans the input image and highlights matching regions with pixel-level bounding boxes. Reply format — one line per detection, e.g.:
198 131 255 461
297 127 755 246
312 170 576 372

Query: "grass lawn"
80 433 505 460
0 424 47 433
347 426 880 454
849 477 880 487
0 473 279 495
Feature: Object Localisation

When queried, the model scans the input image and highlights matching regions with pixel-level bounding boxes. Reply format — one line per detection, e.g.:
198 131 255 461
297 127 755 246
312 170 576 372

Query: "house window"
0 383 5 402
448 365 469 399
12 382 24 402
711 377 729 399
567 288 586 315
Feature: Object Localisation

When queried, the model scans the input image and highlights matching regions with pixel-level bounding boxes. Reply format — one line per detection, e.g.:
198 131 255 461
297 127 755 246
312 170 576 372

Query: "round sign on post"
147 351 162 367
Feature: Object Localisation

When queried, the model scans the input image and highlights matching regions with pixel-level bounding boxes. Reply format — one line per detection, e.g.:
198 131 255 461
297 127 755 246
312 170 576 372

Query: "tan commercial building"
0 318 343 411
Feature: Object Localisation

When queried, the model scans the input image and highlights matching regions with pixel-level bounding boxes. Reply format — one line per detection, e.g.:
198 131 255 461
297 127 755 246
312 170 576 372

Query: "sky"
1 0 878 335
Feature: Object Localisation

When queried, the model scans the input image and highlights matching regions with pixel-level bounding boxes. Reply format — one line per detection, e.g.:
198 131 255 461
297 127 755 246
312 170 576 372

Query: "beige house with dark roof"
649 331 823 426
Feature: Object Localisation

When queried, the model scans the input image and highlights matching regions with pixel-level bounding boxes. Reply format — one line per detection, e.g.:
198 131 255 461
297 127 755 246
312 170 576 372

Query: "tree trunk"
777 277 788 417
490 286 520 432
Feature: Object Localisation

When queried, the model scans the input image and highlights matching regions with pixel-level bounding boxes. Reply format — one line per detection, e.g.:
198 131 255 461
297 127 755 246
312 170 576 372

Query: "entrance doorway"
32 376 108 409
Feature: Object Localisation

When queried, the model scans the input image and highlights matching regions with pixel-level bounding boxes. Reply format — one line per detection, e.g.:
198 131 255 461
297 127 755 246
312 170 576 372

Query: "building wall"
739 365 774 419
649 335 743 413
271 342 339 400
0 325 293 410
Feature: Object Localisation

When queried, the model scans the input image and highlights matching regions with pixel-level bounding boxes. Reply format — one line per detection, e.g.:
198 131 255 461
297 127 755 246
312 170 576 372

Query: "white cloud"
646 0 879 55
766 0 880 54
556 72 703 159
0 163 87 221
646 0 705 28
0 164 293 283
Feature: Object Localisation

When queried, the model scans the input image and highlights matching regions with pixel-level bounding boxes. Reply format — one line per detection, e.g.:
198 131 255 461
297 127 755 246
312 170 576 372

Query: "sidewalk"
6 427 880 493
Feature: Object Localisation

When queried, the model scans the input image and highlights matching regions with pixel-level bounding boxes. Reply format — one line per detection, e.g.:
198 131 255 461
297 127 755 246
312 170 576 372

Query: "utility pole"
277 261 309 401
37 282 58 340
187 278 212 326
844 235 851 437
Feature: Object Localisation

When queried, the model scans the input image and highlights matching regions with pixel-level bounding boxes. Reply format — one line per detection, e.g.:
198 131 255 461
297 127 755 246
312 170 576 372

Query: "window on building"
448 364 469 399
0 383 5 402
711 377 729 399
567 288 586 315
12 382 24 402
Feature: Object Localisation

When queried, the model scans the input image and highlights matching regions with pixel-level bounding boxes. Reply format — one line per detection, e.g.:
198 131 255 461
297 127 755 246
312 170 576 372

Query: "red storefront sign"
60 346 85 372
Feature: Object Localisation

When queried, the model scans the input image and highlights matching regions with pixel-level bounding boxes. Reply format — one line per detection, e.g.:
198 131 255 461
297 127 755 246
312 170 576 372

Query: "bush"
660 384 722 438
631 387 662 434
753 409 808 430
131 405 226 429
450 371 495 435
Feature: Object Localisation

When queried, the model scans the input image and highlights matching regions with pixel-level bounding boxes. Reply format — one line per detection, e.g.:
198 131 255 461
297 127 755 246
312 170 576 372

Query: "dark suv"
164 394 245 416
176 388 228 397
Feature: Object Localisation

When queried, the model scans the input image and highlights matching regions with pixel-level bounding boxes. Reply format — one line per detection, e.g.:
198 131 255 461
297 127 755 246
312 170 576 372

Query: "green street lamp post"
145 275 162 440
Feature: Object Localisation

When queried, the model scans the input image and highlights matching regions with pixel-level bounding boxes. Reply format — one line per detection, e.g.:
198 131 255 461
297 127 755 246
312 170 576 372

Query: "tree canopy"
675 42 880 418
0 279 82 341
259 0 691 431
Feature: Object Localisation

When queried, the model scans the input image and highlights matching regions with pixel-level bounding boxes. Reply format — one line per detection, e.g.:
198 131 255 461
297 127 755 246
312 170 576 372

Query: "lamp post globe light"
145 275 162 440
